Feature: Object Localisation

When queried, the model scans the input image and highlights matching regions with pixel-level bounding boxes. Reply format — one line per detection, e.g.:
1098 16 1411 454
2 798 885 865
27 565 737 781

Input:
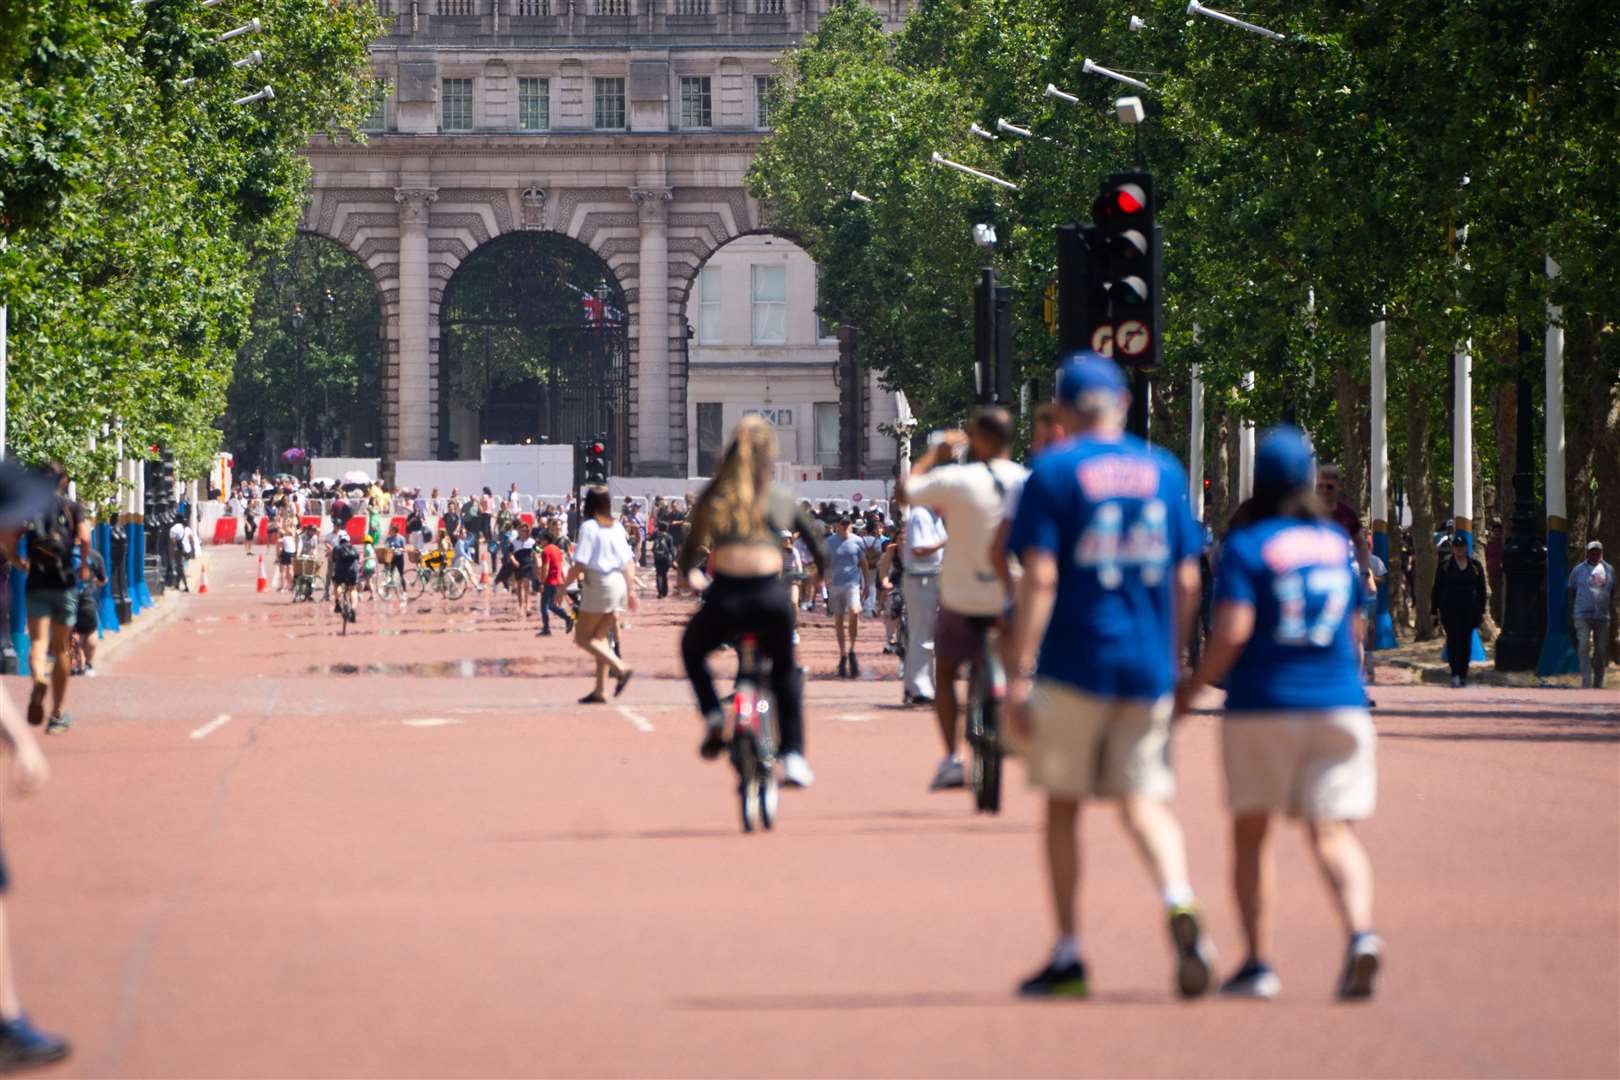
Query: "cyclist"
901 407 1027 792
1174 426 1381 1000
329 532 361 622
679 416 828 787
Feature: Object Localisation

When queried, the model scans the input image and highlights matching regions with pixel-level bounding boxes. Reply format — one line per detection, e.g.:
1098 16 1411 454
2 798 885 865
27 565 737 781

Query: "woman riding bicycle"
679 415 828 788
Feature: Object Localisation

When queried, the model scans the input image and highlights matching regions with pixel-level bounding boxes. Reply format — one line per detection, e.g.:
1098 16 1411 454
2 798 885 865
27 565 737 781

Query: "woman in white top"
564 485 637 703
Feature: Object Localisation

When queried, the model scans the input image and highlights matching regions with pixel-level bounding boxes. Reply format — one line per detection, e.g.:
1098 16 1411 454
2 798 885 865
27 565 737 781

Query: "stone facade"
301 0 909 478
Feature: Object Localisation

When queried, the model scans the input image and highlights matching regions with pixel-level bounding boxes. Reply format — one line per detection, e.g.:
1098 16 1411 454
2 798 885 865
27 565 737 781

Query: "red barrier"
258 518 270 544
212 517 239 545
345 517 367 543
300 515 322 532
391 515 408 536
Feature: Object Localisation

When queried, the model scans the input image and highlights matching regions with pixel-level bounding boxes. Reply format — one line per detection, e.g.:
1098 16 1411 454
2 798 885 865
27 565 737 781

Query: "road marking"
835 714 877 723
402 717 460 728
618 706 655 733
189 714 233 740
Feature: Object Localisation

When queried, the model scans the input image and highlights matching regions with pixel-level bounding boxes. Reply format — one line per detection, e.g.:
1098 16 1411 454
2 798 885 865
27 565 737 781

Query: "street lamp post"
290 302 307 467
321 287 335 455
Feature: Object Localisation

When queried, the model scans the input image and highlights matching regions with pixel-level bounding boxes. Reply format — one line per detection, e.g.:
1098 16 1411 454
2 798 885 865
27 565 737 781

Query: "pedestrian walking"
900 496 946 703
825 516 870 678
2 464 94 736
566 486 636 704
535 532 574 636
650 521 676 598
1568 540 1613 688
71 546 108 677
1430 534 1486 687
1001 352 1212 1000
1176 425 1382 1001
168 516 197 591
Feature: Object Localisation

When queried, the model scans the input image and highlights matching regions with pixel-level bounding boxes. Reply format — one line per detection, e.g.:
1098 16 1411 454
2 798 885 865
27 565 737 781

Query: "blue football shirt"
1214 519 1367 711
1006 434 1201 701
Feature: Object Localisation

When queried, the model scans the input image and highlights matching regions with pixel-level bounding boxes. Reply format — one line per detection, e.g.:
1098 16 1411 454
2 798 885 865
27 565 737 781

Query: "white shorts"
827 584 863 616
1221 709 1377 821
1017 681 1175 801
580 569 627 614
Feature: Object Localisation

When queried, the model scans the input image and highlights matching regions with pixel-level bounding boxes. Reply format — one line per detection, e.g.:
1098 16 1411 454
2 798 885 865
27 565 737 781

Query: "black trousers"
654 560 671 598
681 573 803 755
1443 619 1474 681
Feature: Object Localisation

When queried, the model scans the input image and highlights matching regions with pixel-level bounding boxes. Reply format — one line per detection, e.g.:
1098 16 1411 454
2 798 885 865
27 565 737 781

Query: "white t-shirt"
908 458 1029 616
573 519 634 575
904 506 948 577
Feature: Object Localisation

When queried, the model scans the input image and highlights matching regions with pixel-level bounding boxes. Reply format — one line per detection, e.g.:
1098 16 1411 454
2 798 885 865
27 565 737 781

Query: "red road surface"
3 551 1615 1077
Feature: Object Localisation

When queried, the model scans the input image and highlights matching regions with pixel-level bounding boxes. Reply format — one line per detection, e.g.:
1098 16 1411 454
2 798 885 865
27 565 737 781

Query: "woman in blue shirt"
1175 426 1381 1002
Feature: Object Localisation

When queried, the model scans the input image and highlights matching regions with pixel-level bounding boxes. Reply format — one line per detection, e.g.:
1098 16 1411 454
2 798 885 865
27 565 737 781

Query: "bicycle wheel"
407 568 428 598
444 568 469 601
759 774 778 830
733 733 758 833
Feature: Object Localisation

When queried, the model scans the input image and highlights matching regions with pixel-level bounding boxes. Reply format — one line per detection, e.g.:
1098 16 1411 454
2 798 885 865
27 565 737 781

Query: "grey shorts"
827 584 862 616
25 587 76 629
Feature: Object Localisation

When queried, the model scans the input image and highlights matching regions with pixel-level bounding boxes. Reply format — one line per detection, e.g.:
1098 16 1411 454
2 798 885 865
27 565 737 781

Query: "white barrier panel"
394 460 483 495
309 456 380 483
480 444 574 496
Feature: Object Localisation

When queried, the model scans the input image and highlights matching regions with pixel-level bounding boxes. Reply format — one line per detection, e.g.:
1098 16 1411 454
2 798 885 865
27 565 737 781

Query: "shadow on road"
670 988 1167 1011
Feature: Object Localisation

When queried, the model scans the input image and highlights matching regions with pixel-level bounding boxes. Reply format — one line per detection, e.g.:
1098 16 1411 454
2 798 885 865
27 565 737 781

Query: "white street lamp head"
995 118 1033 138
1082 57 1150 92
1044 83 1080 105
1129 14 1149 31
218 18 261 42
969 122 998 141
1115 96 1145 125
850 190 872 203
1186 0 1284 40
972 223 997 248
233 85 274 106
233 50 264 69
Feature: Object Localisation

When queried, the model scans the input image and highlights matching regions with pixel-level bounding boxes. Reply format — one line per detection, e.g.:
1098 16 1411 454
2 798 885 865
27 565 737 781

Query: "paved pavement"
2 550 1615 1077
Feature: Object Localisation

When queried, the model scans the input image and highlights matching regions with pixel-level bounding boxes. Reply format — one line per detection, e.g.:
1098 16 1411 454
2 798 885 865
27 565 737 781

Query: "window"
696 403 724 476
813 403 840 468
750 264 786 345
815 266 837 341
437 0 473 13
441 78 473 131
361 79 388 132
516 0 548 12
679 77 712 129
747 407 793 427
594 0 627 12
754 75 776 129
594 77 626 129
698 266 722 344
517 78 549 131
674 0 708 12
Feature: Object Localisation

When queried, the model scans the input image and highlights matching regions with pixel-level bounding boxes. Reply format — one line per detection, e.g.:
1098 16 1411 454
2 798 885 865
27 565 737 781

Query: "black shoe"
0 1015 69 1070
910 694 933 706
848 653 861 678
578 692 606 705
836 655 848 679
564 616 575 633
537 628 552 637
699 715 727 760
614 669 635 698
26 685 45 728
1337 933 1382 1000
1219 958 1281 999
1018 958 1088 998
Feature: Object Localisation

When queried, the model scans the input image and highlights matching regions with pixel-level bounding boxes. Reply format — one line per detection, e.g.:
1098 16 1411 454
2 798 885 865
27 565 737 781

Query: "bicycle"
407 549 470 601
336 583 356 635
963 619 1006 814
290 556 321 603
728 634 780 834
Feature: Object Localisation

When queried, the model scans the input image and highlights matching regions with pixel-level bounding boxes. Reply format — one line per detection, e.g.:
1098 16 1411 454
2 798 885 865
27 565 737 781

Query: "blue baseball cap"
1056 350 1127 405
1253 425 1315 498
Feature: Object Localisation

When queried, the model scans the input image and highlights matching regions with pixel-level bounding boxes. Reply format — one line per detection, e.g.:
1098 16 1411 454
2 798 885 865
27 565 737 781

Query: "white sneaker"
791 630 800 645
83 665 96 677
781 752 815 788
929 755 965 791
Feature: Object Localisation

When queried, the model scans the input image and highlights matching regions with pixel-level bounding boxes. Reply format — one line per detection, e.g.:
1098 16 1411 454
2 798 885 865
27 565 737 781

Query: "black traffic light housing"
974 269 1015 406
1055 223 1111 354
580 436 610 486
1089 171 1162 368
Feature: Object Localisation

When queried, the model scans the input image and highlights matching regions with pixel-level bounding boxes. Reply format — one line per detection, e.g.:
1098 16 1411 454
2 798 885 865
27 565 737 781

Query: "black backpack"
27 496 80 590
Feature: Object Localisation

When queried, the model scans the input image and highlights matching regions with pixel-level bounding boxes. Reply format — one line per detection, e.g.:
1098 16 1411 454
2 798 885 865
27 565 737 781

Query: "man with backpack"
650 521 677 598
2 464 93 735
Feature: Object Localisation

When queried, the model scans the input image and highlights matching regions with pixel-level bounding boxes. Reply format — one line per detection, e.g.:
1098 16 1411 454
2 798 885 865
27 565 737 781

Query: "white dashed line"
617 706 655 733
835 714 877 723
189 714 233 740
402 717 460 728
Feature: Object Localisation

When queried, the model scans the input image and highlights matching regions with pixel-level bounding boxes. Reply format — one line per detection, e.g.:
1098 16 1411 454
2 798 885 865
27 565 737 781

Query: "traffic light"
582 437 610 485
1090 171 1161 367
1055 223 1110 355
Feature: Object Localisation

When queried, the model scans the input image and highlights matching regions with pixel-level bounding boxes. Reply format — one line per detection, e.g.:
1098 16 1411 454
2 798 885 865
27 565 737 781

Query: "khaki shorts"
1020 680 1175 800
580 569 627 614
826 584 862 616
1221 709 1377 821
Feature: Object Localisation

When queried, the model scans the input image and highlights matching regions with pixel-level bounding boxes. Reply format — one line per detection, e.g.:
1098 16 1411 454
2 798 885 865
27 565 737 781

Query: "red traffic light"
591 442 605 455
1113 184 1145 214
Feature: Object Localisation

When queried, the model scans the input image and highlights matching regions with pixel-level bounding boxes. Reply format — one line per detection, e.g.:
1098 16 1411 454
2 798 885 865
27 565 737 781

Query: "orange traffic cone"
256 555 268 593
198 562 210 594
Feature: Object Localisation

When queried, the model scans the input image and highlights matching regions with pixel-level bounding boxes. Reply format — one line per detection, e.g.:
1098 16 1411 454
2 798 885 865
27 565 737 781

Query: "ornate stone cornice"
395 187 439 224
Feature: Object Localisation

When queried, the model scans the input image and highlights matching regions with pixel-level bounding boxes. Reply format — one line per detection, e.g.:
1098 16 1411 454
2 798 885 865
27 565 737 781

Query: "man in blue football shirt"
1001 352 1213 1000
1175 426 1382 1001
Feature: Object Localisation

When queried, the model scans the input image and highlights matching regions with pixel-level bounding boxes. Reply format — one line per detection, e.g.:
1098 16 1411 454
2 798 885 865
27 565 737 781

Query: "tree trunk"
1407 378 1437 641
1208 401 1234 531
1334 363 1368 517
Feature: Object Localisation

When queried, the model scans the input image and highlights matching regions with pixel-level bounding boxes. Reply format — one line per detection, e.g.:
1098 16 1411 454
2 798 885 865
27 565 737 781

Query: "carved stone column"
394 187 437 462
630 187 673 474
